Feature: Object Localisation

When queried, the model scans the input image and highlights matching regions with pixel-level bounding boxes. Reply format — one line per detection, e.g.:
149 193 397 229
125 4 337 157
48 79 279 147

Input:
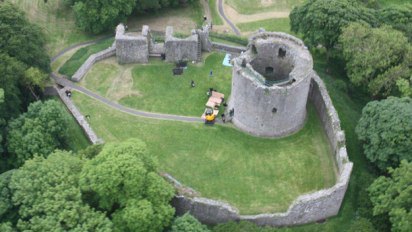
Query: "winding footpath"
50 41 216 124
218 0 241 35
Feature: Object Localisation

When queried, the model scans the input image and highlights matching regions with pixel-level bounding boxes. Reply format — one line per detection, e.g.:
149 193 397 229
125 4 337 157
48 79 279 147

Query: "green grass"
58 38 114 77
210 37 246 46
72 91 336 214
8 0 96 56
210 32 248 46
210 0 224 25
226 0 304 14
237 18 296 35
82 53 233 116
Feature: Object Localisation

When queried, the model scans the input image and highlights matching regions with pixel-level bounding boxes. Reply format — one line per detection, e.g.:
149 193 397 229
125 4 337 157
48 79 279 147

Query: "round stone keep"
228 32 314 137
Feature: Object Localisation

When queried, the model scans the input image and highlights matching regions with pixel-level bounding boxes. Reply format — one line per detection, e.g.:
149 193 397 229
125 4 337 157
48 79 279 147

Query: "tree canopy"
73 0 136 34
80 139 175 231
356 97 412 171
368 160 412 232
171 213 210 232
340 22 412 97
378 5 412 42
0 2 50 72
290 0 377 57
9 151 113 231
71 0 196 34
7 100 71 167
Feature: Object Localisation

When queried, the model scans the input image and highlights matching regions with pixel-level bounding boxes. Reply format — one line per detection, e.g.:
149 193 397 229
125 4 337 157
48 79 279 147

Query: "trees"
340 23 412 97
80 139 175 231
73 0 136 34
171 213 210 232
289 0 377 59
377 5 412 42
0 2 50 72
7 100 71 167
368 160 412 232
9 151 112 231
356 97 412 171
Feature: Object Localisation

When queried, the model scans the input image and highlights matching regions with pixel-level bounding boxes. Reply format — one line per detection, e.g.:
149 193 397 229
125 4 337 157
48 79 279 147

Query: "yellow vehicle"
204 107 216 124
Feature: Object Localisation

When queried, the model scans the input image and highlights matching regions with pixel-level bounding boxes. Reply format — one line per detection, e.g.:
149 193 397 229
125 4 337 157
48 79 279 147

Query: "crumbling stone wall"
164 26 200 62
115 24 150 64
56 86 102 144
71 44 116 82
211 42 246 54
196 24 213 52
228 32 313 137
168 72 352 226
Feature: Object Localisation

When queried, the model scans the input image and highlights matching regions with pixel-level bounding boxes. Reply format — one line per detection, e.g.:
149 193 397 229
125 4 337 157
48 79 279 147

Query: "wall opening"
265 67 274 76
278 48 286 58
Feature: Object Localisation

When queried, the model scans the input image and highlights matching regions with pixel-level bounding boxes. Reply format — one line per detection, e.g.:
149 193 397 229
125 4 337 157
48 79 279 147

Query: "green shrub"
171 213 209 232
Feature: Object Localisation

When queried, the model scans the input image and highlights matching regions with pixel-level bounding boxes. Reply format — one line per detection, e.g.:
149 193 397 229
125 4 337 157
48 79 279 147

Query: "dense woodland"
0 0 411 231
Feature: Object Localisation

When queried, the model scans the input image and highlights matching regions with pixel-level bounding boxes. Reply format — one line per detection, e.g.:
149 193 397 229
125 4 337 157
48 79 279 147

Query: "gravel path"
218 0 241 35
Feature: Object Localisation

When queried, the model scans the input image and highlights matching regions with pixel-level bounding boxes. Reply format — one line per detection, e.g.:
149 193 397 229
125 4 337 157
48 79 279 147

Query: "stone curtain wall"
115 24 151 64
56 86 102 144
169 73 353 226
211 42 246 54
71 44 116 82
164 26 200 62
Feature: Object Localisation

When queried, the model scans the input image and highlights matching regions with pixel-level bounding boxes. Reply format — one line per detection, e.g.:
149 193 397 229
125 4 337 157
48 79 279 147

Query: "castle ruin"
115 24 212 64
228 31 313 137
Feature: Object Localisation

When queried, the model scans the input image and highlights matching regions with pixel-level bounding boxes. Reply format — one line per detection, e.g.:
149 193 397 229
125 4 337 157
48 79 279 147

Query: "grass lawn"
72 91 336 214
81 53 233 116
226 0 304 14
210 0 224 25
8 0 96 56
237 18 296 35
58 38 114 77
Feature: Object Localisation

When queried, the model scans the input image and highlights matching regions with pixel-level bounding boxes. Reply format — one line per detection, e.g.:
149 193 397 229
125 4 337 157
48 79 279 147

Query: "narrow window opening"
278 48 286 58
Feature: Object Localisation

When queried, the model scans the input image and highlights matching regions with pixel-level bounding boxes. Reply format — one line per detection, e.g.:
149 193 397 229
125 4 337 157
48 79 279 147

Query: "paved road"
51 74 213 123
218 0 241 35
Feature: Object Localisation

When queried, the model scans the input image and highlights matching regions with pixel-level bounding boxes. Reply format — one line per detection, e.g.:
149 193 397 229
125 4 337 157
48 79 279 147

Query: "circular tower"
228 31 314 137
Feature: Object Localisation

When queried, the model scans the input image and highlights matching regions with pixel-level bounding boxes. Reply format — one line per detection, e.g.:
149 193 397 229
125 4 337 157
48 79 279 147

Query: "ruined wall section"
71 44 116 82
164 26 200 62
56 86 103 144
115 24 149 64
196 24 213 52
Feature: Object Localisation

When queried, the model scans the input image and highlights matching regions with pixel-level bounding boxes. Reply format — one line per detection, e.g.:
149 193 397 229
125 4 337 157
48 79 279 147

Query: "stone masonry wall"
71 44 116 82
211 42 246 54
164 26 199 62
115 24 150 64
168 72 353 226
56 86 102 144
